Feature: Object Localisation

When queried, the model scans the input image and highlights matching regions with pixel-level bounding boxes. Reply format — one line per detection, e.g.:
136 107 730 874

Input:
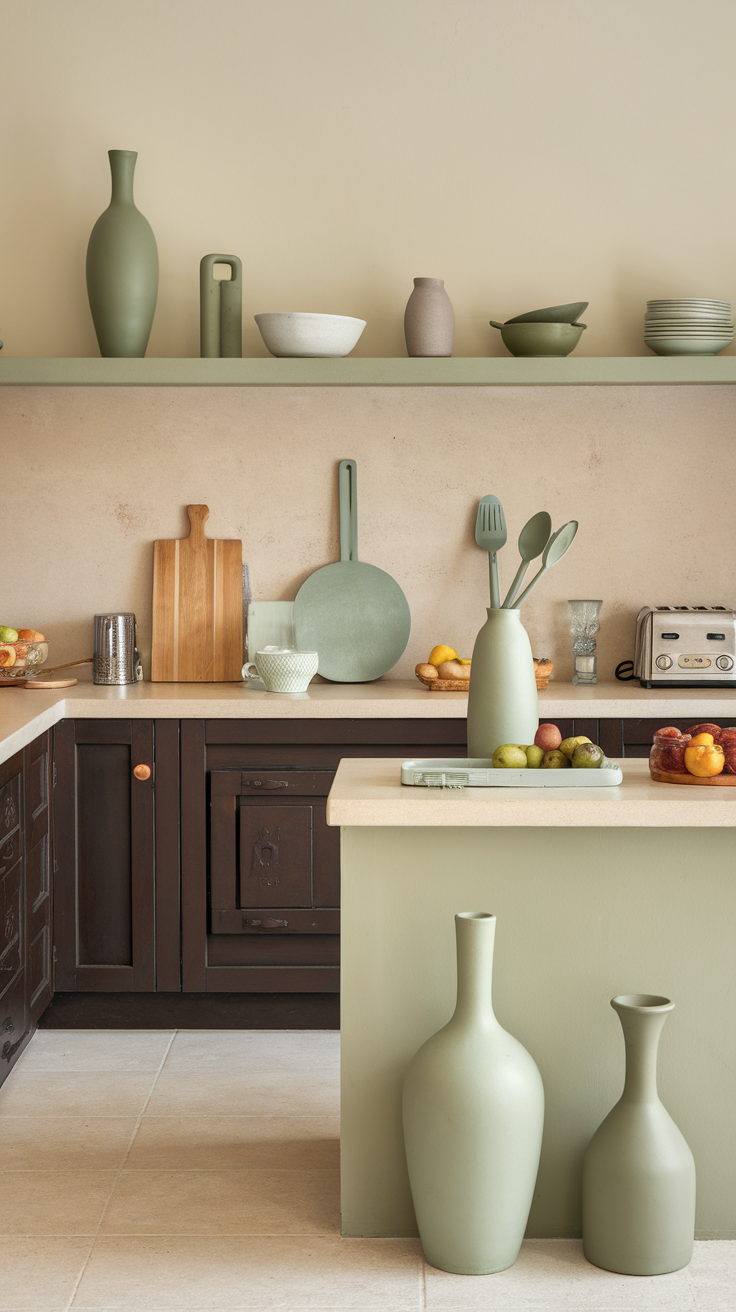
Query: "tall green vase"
86 150 158 357
467 608 539 757
583 994 696 1275
402 913 544 1275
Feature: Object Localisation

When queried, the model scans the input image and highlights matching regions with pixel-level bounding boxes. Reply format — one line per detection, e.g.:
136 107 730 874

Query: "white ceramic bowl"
255 312 366 358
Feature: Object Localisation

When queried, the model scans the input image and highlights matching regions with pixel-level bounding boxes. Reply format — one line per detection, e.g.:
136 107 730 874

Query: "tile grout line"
62 1028 178 1312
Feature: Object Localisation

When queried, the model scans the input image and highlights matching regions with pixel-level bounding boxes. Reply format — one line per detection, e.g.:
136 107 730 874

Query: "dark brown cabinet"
53 719 180 993
0 733 52 1088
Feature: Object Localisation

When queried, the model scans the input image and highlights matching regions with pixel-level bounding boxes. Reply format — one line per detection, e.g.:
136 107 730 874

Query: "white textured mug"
244 647 319 693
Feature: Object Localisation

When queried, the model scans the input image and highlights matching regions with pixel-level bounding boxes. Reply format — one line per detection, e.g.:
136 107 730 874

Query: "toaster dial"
655 655 673 670
716 654 734 671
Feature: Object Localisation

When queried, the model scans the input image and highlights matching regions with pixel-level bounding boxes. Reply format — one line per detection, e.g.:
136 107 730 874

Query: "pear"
541 749 569 769
492 744 528 769
526 744 544 769
572 743 604 768
559 735 591 760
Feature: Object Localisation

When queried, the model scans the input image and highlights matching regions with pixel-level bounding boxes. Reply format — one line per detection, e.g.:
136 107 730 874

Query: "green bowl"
493 321 586 357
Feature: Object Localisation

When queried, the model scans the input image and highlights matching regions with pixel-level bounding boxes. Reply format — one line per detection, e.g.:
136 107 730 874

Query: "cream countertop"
326 757 736 827
0 670 734 769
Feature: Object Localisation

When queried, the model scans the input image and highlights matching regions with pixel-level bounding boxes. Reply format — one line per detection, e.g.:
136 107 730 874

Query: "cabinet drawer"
211 770 333 797
211 907 340 935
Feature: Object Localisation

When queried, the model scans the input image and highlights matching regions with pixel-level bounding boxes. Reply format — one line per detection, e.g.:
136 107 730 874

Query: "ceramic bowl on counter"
491 320 586 357
0 640 49 677
255 312 367 358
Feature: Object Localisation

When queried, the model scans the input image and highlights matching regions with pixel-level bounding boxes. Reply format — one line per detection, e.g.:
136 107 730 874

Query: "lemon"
428 644 457 667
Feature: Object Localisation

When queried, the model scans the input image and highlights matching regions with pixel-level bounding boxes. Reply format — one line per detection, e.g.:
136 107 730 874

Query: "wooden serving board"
151 505 243 682
650 768 736 786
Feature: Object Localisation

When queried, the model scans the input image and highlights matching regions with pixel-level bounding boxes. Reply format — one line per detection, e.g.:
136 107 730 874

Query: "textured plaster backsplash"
4 384 735 684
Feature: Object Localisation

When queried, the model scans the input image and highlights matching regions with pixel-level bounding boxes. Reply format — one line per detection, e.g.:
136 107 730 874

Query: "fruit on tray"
534 723 562 751
0 627 19 643
0 645 16 667
492 744 528 768
428 644 459 666
541 749 569 769
684 740 725 778
17 628 45 642
650 723 736 776
559 735 591 759
526 744 544 768
572 742 604 768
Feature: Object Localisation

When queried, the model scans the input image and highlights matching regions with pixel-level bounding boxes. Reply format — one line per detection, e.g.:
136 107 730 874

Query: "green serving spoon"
502 510 553 608
474 495 507 608
510 520 579 609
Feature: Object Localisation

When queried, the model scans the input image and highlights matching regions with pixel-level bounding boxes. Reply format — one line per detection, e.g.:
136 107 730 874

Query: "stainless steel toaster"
634 606 736 687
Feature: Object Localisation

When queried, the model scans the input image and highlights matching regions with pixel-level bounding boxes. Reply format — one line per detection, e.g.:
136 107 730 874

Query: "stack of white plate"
644 299 733 356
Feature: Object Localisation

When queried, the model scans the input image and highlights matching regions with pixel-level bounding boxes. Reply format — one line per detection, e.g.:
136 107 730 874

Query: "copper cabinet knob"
133 764 151 781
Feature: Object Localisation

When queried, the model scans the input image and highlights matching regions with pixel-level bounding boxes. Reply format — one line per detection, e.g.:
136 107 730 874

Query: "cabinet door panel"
24 733 52 1023
77 743 133 966
0 861 23 1002
238 802 312 908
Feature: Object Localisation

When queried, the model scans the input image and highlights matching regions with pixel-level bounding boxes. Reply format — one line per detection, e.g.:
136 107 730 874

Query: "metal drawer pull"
242 916 289 930
133 764 151 781
245 779 288 789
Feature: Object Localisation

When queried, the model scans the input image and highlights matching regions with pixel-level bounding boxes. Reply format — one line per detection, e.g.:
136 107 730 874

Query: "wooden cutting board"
151 505 243 682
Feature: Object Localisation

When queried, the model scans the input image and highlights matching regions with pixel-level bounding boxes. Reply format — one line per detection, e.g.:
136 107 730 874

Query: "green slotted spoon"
510 520 579 609
502 511 552 608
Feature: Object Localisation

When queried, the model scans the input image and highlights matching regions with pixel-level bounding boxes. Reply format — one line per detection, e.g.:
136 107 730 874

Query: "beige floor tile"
424 1238 697 1309
72 1235 423 1308
0 1070 158 1118
127 1115 339 1169
165 1029 339 1074
19 1029 174 1072
100 1167 340 1235
146 1069 339 1118
0 1236 92 1310
0 1171 117 1236
0 1116 138 1170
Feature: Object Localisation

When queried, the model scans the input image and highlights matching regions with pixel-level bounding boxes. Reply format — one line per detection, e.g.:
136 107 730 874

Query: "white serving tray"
401 758 624 788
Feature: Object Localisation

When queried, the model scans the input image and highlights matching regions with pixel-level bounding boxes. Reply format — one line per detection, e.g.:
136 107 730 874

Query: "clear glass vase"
568 599 602 685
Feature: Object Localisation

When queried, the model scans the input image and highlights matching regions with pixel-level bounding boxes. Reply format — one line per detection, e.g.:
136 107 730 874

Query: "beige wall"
2 0 736 359
3 383 735 679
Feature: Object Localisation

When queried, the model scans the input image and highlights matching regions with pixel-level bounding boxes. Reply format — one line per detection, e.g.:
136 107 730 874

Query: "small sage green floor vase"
402 913 544 1275
583 995 696 1275
467 609 538 757
86 150 159 357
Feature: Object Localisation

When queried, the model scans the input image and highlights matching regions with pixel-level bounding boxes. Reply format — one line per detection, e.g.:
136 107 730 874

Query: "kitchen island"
327 757 736 1242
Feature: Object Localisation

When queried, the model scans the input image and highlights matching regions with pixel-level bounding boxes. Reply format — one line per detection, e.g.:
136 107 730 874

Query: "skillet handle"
339 459 359 563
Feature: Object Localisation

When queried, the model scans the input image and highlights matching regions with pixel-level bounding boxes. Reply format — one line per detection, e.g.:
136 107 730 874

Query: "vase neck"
613 994 673 1104
414 277 444 288
452 912 499 1029
109 150 138 204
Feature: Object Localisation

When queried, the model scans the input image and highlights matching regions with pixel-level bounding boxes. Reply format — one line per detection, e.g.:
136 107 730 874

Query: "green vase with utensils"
467 608 539 755
583 994 696 1276
86 150 159 358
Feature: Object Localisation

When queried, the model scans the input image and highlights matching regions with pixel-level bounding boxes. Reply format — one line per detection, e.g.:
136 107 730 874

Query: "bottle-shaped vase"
404 278 454 356
467 608 539 756
403 912 544 1274
86 150 159 357
583 994 696 1275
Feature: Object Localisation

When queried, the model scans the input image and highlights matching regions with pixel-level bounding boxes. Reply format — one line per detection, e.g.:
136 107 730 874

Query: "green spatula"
474 495 507 608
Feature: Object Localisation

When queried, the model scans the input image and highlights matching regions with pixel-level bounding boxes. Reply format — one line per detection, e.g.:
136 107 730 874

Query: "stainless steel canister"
93 613 141 685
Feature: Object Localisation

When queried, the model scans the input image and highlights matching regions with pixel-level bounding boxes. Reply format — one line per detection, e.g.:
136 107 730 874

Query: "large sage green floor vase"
86 150 159 357
583 995 696 1275
467 609 538 757
402 913 544 1275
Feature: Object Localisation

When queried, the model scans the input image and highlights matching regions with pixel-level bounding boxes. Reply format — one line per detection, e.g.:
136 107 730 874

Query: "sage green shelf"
1 356 736 386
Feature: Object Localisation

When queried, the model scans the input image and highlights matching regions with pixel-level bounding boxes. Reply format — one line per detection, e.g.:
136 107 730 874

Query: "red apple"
534 722 562 751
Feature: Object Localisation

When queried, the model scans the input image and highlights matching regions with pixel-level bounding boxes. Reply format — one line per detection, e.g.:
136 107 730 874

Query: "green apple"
541 749 569 769
492 744 528 769
572 743 604 768
525 744 544 769
0 626 19 643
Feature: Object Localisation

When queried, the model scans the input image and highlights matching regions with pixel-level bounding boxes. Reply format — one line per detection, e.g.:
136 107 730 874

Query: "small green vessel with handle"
403 912 544 1275
583 994 696 1276
86 150 158 358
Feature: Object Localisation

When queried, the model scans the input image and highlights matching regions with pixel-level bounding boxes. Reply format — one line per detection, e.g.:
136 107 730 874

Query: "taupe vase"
403 913 544 1275
404 277 454 356
583 995 696 1276
467 608 539 757
86 150 159 357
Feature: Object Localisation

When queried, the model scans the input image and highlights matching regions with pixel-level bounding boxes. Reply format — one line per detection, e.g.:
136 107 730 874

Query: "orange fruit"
684 742 725 777
689 732 715 746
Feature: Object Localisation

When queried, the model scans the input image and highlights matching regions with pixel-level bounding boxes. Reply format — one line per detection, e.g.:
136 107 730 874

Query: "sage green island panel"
339 824 736 1239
